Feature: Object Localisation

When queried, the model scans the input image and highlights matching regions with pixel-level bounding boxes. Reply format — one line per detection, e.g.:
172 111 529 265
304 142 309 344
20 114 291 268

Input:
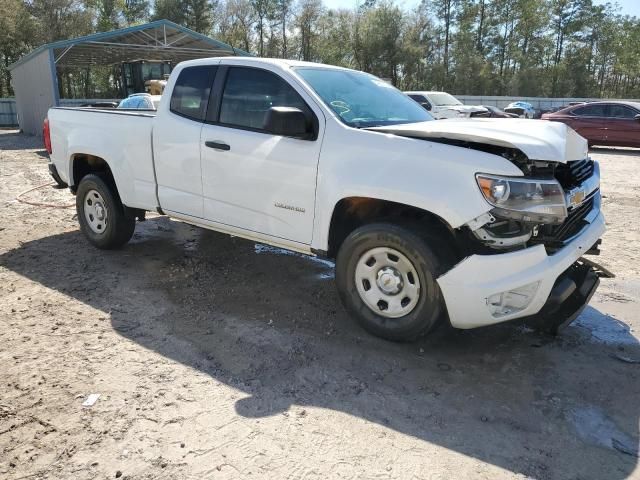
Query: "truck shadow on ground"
1 216 638 479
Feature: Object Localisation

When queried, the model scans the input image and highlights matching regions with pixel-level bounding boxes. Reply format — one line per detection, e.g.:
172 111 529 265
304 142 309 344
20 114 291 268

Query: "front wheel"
76 174 135 249
335 223 450 342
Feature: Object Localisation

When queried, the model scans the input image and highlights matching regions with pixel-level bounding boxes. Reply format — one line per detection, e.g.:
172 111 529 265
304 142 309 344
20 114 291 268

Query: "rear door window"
607 104 638 119
170 65 217 121
573 104 607 117
218 67 311 131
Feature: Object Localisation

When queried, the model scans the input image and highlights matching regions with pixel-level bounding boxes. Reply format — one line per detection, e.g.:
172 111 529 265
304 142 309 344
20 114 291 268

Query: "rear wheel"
335 223 451 342
76 174 135 249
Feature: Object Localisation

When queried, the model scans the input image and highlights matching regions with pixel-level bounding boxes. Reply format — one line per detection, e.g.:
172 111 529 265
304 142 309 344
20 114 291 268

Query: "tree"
123 0 150 24
251 0 275 56
428 0 458 88
185 0 214 33
216 0 255 52
4 0 640 101
296 0 322 61
353 1 404 83
152 0 187 24
0 0 38 96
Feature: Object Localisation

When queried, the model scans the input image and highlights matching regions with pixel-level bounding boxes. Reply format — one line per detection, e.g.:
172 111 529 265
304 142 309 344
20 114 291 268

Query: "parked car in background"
80 101 118 109
482 105 519 118
405 91 489 119
504 101 536 118
117 93 162 110
542 101 640 148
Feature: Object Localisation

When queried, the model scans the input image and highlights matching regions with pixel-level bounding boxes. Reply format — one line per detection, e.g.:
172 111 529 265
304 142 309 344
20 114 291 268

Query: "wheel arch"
325 196 458 259
71 154 145 220
70 153 116 193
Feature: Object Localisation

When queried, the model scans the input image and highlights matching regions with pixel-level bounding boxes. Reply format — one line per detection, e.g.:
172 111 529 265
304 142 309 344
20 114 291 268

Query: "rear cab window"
170 65 217 121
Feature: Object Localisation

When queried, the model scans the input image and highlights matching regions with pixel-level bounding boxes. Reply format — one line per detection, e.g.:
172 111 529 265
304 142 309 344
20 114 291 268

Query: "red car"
541 101 640 148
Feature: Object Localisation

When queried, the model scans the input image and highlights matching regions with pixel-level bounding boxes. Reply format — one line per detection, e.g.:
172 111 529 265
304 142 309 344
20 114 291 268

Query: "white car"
405 91 489 119
504 101 536 119
117 93 162 110
44 57 606 342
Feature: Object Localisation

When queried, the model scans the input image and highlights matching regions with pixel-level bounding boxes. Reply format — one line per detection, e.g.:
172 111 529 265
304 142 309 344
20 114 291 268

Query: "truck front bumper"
437 211 606 329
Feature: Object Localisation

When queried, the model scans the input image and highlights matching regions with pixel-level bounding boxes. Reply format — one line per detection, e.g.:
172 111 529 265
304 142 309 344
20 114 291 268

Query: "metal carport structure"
9 20 249 136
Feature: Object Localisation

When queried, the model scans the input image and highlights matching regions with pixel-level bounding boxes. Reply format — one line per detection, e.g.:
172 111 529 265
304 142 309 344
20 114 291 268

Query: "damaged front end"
467 154 601 255
456 151 611 333
369 119 610 331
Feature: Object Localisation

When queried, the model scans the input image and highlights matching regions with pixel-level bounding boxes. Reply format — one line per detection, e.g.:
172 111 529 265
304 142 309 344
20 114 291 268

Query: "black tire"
76 174 135 249
335 223 451 342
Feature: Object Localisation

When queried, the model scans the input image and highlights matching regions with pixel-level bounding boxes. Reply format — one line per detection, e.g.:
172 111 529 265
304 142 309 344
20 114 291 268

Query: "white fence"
457 95 640 110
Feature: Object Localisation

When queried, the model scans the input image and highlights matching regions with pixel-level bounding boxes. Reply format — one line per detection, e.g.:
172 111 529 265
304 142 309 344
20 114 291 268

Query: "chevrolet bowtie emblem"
568 189 586 207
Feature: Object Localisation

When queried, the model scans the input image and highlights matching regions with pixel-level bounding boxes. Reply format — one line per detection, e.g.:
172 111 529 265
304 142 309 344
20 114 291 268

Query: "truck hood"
368 118 588 162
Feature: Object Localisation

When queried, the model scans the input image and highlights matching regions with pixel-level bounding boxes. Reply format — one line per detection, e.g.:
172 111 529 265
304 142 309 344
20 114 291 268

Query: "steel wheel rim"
83 189 108 234
354 246 421 318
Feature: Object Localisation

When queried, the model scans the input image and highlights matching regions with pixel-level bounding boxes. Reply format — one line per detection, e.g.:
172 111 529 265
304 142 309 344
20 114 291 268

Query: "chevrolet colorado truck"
45 57 606 341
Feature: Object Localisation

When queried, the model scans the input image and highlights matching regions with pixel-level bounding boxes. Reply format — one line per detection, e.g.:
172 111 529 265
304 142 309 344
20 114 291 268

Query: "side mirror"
635 114 640 122
263 107 310 138
421 102 432 111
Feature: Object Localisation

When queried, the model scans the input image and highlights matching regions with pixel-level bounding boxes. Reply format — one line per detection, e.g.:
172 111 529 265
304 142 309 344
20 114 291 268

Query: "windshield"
295 67 432 128
426 92 462 106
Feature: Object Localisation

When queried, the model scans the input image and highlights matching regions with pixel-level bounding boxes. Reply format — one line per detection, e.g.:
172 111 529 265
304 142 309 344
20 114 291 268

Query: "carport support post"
49 49 60 107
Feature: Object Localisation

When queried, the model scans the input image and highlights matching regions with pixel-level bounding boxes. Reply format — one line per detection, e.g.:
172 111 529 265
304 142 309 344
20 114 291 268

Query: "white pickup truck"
404 91 489 119
45 57 607 342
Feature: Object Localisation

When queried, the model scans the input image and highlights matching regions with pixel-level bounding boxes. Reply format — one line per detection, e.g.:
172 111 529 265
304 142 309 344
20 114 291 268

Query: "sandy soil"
0 129 639 480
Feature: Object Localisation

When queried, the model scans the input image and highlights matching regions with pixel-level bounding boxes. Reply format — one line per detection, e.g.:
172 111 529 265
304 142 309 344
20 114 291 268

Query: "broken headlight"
476 174 567 224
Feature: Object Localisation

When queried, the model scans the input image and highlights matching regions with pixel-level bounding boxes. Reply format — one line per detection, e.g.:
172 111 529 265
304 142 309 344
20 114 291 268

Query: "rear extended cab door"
152 61 219 217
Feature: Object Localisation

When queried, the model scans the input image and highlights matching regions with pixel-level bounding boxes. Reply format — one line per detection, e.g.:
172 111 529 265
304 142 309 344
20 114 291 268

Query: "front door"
200 65 324 244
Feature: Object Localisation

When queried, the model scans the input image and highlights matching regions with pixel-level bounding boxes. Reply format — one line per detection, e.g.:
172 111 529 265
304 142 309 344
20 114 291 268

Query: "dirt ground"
0 128 639 480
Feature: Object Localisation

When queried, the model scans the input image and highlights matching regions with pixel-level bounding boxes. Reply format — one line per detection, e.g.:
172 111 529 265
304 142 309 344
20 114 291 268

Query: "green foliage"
2 0 640 99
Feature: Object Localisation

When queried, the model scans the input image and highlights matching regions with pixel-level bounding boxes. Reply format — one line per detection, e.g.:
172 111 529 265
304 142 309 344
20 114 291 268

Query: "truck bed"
48 107 158 211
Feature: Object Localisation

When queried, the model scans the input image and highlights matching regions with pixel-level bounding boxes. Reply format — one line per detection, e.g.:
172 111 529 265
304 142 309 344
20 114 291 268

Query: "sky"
321 0 640 18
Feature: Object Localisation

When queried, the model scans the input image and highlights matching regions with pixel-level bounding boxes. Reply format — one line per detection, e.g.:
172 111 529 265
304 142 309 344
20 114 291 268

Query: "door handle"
205 141 230 151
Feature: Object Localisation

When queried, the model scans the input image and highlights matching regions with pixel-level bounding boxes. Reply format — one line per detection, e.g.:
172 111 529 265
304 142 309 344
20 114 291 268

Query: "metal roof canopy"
10 19 250 70
9 20 250 136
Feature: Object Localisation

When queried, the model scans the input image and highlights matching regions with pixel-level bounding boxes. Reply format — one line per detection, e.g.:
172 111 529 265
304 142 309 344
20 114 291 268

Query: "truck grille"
554 159 594 189
532 193 597 252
